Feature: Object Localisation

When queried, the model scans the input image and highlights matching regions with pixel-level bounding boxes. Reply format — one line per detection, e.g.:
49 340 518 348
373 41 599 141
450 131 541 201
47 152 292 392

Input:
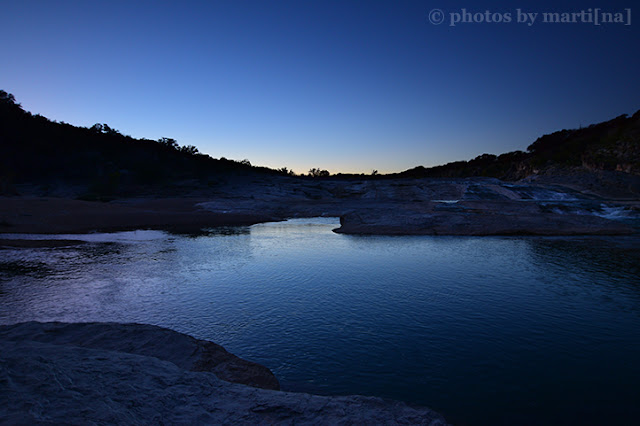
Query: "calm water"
1 218 639 425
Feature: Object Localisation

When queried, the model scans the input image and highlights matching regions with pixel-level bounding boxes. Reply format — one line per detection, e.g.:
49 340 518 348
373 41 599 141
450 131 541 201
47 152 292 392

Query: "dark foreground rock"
0 322 448 425
0 321 279 391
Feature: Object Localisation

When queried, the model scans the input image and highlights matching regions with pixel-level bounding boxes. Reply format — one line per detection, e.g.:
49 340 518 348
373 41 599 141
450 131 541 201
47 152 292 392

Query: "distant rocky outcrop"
332 179 637 235
335 203 634 236
0 322 448 425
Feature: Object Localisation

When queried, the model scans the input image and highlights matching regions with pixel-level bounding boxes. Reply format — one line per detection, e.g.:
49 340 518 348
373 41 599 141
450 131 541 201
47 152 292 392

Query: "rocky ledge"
4 176 636 237
0 322 448 425
334 201 635 236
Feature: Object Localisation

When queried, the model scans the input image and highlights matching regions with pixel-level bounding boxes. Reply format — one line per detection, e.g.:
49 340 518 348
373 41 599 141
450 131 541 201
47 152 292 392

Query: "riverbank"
0 196 276 234
1 175 638 236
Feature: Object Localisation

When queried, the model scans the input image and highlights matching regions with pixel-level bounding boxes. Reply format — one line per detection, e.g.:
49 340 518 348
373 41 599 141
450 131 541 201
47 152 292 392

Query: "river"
1 218 639 425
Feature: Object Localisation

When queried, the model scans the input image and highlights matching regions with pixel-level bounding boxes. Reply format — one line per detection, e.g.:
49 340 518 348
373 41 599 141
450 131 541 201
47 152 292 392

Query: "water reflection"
525 237 640 296
170 226 251 238
0 260 54 279
0 220 639 425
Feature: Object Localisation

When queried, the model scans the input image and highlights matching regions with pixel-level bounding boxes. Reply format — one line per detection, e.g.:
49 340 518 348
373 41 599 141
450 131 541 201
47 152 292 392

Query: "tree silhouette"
89 123 121 136
0 90 17 105
158 137 178 150
276 167 297 176
179 145 199 155
308 168 330 177
90 123 104 133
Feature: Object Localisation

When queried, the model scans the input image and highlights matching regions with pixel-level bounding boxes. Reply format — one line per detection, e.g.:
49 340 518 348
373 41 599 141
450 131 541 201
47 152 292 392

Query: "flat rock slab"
335 203 635 236
0 322 448 425
0 321 280 390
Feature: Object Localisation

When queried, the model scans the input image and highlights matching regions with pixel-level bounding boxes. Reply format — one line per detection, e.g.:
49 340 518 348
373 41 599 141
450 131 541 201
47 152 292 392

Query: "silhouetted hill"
0 90 283 197
2 89 638 197
394 110 640 180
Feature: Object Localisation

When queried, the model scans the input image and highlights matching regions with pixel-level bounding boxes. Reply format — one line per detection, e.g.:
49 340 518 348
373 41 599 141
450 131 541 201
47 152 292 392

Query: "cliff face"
527 111 640 177
581 136 640 175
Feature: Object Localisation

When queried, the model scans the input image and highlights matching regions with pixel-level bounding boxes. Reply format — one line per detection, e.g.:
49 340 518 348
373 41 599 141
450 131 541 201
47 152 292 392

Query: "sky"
1 0 639 174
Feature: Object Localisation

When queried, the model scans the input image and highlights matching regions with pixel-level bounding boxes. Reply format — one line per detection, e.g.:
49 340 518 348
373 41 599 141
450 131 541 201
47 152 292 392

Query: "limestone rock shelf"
0 322 448 425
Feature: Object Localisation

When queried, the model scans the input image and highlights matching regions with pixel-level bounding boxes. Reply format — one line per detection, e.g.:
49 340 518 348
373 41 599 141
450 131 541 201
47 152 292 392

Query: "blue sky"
1 0 638 174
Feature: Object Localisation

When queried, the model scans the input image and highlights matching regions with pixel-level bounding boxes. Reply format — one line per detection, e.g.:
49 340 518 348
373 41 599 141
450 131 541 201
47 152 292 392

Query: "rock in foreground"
0 321 280 390
0 322 448 425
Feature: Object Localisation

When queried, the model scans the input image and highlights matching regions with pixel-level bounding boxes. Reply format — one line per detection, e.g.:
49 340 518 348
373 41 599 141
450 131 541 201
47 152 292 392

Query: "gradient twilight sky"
1 1 639 174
